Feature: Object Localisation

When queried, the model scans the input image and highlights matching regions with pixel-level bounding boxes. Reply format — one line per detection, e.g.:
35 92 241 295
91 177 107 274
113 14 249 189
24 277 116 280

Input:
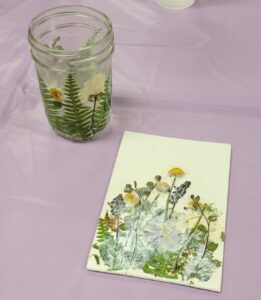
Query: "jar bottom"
51 115 111 142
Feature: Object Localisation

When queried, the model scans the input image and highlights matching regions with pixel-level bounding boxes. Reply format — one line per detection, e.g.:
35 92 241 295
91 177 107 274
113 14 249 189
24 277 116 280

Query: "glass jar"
28 5 114 141
155 0 195 9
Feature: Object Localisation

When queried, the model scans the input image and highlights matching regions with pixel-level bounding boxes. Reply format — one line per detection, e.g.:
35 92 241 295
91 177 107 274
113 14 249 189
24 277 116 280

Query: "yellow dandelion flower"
156 181 171 193
49 87 63 101
168 167 185 176
124 192 140 205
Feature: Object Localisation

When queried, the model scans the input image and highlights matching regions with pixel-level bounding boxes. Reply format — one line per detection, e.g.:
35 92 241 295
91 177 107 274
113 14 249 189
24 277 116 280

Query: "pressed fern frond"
91 78 111 134
103 78 112 112
96 218 113 243
63 74 93 140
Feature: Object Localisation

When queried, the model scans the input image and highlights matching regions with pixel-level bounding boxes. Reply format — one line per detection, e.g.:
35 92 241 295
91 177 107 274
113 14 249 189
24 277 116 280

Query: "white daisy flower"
45 80 64 102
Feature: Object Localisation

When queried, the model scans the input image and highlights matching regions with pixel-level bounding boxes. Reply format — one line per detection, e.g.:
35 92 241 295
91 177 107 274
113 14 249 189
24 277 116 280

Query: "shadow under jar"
28 5 114 141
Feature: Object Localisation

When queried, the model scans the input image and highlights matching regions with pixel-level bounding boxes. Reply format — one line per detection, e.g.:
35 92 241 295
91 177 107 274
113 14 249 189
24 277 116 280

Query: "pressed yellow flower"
188 199 196 209
168 167 185 176
124 192 140 205
188 199 204 210
156 181 170 193
49 87 63 101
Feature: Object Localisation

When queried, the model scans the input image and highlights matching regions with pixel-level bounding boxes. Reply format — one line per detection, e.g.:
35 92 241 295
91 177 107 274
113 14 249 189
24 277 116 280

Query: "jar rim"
28 5 113 56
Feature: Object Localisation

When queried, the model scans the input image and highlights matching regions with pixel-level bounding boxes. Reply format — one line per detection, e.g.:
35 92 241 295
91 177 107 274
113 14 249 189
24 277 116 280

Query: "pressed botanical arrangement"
89 166 225 285
38 72 111 141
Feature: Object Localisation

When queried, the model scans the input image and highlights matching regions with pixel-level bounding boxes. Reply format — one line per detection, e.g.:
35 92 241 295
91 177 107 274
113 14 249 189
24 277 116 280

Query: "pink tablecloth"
1 0 260 299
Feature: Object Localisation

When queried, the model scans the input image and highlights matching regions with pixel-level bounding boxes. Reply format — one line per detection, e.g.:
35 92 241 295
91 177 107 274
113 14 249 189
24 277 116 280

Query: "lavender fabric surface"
1 0 260 299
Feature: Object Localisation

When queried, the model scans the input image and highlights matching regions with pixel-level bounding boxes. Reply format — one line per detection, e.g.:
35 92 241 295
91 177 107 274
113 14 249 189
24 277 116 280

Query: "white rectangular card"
87 131 231 292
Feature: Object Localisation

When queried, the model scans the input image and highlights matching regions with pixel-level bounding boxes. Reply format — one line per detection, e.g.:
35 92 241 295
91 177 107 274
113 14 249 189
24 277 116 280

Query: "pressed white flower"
80 73 106 105
156 181 170 193
144 219 182 251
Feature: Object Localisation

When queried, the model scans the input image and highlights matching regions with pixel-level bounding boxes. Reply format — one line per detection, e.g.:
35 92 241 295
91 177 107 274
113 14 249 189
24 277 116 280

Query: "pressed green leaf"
207 242 218 252
221 231 225 242
94 254 100 265
212 259 222 267
119 223 127 231
208 215 217 222
93 243 99 250
198 224 208 233
138 187 150 196
146 182 155 190
52 101 63 109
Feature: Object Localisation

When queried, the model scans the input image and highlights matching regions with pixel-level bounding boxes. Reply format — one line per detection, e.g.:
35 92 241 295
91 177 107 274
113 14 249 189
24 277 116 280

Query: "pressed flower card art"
87 131 231 292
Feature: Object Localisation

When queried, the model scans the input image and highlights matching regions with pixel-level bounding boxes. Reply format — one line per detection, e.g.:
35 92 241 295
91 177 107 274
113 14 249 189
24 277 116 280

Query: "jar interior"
30 6 111 51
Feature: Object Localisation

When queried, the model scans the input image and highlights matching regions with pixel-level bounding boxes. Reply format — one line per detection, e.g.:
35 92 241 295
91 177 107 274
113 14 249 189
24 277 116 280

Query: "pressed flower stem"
90 95 98 135
124 222 134 247
189 203 211 276
195 204 210 259
164 177 176 221
112 217 120 269
129 187 143 268
171 206 205 273
147 194 160 215
120 216 138 265
121 186 153 265
129 203 141 267
189 208 205 237
168 202 176 220
122 184 157 267
202 229 210 259
140 191 160 229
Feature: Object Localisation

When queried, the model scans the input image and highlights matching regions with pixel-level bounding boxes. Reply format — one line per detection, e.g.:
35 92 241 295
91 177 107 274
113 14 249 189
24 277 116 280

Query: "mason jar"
28 5 114 141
